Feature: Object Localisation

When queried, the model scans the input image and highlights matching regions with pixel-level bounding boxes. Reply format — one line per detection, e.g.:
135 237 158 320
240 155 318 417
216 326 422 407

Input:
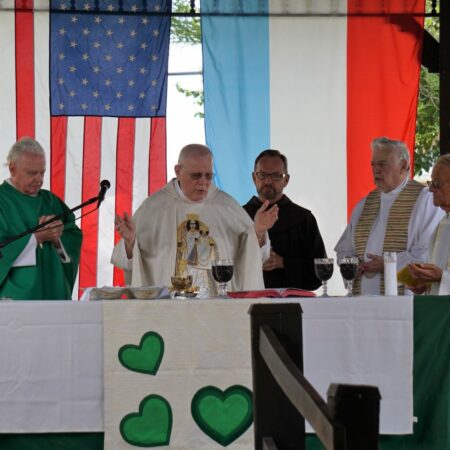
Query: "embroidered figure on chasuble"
112 144 264 293
176 213 218 292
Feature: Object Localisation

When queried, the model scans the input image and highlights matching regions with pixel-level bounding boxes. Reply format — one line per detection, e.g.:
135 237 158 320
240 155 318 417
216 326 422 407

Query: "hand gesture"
35 215 64 247
360 253 383 276
115 212 136 243
407 283 429 294
262 249 284 272
408 262 442 283
254 200 278 234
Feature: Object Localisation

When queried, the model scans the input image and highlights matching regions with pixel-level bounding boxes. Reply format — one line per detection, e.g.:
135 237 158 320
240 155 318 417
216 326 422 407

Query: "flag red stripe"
148 117 167 194
79 117 102 296
346 0 424 218
50 116 68 199
113 118 136 286
14 0 35 139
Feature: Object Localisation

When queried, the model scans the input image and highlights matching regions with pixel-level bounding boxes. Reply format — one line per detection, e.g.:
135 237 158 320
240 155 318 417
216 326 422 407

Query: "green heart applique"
191 385 253 446
118 331 164 375
120 394 172 447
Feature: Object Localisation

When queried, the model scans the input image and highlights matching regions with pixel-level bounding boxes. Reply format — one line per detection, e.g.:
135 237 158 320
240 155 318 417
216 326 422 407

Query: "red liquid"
212 265 233 283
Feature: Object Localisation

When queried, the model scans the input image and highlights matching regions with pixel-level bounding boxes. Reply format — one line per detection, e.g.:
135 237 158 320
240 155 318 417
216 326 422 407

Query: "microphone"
97 180 111 207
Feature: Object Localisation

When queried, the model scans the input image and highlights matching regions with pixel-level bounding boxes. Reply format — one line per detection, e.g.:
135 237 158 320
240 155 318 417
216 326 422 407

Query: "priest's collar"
173 178 210 203
5 178 39 197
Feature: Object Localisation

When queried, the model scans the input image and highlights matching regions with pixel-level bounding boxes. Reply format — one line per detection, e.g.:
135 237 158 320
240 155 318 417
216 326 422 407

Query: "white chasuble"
428 214 450 295
111 180 264 293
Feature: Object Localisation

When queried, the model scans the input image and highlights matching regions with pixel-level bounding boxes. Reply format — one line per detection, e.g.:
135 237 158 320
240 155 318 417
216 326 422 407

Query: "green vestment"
0 182 82 300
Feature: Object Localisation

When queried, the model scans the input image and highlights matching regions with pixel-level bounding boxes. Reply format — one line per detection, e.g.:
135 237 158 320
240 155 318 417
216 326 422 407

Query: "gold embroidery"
175 214 217 290
353 181 424 294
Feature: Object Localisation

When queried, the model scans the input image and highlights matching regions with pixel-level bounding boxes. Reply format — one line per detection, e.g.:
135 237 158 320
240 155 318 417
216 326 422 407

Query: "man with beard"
243 149 326 290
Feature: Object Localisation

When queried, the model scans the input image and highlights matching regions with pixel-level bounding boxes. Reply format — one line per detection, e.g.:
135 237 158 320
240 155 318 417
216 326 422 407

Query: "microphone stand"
0 192 102 258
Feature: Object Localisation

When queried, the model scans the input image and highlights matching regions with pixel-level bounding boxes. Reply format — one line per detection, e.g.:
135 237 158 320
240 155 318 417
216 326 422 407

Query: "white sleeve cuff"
260 232 271 262
55 240 71 263
12 235 37 267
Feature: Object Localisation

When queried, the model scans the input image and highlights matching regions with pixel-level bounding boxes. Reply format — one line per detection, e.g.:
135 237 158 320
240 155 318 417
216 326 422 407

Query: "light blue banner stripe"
201 0 270 203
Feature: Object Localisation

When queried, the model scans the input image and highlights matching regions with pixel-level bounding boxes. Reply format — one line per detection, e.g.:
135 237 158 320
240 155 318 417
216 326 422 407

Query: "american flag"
0 0 171 297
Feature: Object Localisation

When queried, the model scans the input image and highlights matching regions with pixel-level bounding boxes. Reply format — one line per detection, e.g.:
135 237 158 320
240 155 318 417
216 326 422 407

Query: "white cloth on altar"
428 214 450 294
103 297 413 450
335 178 444 294
111 179 264 292
0 298 413 439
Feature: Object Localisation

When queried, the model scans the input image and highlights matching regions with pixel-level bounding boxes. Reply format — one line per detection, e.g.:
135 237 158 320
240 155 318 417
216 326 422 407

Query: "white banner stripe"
65 116 85 298
133 118 151 213
65 117 84 209
269 7 348 295
0 10 17 181
98 118 118 288
34 10 51 189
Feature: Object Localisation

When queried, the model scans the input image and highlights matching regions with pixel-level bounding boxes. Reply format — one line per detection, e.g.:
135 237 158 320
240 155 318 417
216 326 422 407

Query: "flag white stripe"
65 117 85 209
133 119 151 213
34 10 51 189
98 117 118 288
65 116 85 297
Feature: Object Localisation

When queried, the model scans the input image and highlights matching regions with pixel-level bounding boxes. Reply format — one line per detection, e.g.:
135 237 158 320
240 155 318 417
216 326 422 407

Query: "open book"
227 288 316 299
81 286 169 301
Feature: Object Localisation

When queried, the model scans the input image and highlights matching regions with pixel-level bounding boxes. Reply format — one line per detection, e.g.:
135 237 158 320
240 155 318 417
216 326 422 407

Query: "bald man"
112 144 264 295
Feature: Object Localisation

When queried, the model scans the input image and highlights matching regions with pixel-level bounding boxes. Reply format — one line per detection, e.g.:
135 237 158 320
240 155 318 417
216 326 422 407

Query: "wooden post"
327 384 381 450
249 303 304 450
440 0 450 154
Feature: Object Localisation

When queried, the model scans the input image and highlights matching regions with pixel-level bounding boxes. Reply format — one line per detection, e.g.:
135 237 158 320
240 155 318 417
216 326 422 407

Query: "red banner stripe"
113 118 136 286
346 0 425 219
79 117 102 296
14 0 35 139
149 117 167 195
50 116 68 199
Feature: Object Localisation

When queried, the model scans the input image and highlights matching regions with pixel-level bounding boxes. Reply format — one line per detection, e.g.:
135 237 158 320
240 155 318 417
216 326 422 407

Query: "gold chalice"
170 275 193 293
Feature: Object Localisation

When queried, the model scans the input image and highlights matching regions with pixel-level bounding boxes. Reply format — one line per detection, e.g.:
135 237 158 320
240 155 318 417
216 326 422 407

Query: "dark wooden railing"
249 303 380 450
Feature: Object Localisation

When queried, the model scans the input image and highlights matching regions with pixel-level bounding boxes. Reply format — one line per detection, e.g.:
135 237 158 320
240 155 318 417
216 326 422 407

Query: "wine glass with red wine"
211 259 234 297
314 258 334 297
338 256 359 296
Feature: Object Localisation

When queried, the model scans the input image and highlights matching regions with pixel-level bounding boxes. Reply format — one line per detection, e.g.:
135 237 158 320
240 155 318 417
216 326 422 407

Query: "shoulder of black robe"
242 196 260 219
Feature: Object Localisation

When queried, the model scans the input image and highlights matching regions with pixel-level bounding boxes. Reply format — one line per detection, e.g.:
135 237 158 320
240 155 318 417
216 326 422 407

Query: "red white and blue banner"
202 0 425 292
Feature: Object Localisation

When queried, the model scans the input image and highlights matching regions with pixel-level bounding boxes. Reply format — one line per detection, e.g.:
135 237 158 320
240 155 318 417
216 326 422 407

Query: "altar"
0 295 448 450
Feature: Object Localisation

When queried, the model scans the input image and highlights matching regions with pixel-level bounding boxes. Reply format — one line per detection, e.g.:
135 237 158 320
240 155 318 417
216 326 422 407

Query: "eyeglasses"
185 171 214 181
255 172 287 181
427 179 450 189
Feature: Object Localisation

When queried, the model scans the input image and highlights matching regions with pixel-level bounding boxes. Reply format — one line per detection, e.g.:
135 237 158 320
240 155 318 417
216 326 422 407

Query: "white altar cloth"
0 296 412 440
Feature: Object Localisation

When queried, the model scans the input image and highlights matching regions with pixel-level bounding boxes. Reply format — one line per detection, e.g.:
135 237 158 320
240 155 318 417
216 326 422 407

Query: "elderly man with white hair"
406 154 450 294
112 144 265 295
335 136 444 295
0 137 82 300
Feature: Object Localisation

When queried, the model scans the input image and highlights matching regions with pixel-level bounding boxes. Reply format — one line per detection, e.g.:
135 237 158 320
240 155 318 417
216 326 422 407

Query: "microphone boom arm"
0 190 101 253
